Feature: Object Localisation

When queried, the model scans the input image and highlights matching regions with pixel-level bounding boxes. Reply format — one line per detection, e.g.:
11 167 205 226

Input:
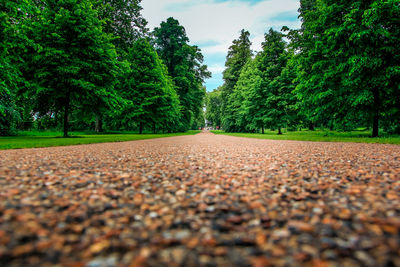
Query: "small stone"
175 230 190 240
88 241 110 254
355 251 376 266
301 245 318 256
149 212 158 218
87 256 117 267
321 249 337 260
252 256 270 267
294 252 309 262
171 248 186 264
227 216 243 224
206 206 215 212
202 237 217 247
249 202 263 209
288 221 315 232
176 190 186 197
272 229 290 239
312 259 329 267
312 207 323 214
338 209 352 220
255 233 267 246
271 246 285 257
133 194 144 205
12 244 34 257
186 238 199 249
214 247 227 256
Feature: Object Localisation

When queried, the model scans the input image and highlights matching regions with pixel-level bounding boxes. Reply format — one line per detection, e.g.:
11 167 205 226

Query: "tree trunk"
95 115 103 133
309 123 315 131
372 87 380 137
262 126 264 134
139 121 143 134
372 113 379 137
153 122 156 134
278 127 282 135
63 95 70 137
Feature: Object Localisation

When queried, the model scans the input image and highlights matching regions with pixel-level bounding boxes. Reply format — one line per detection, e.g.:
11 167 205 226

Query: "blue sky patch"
194 40 221 48
203 52 227 64
213 0 266 5
270 11 299 22
205 72 223 91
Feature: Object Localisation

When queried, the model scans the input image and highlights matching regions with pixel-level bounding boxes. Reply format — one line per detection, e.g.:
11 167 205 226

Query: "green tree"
96 0 148 54
265 54 299 134
294 0 400 136
90 0 148 132
226 28 299 134
221 29 252 131
259 28 291 135
345 0 400 135
192 104 206 130
25 0 119 137
1 0 20 135
235 58 263 133
153 17 210 131
0 1 25 134
120 39 180 134
205 87 223 128
0 0 37 135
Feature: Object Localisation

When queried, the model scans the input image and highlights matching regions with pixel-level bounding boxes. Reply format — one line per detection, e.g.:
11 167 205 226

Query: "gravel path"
1 132 399 266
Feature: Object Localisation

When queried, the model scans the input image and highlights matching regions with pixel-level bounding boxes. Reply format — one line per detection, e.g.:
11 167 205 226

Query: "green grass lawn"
0 130 201 150
211 130 400 144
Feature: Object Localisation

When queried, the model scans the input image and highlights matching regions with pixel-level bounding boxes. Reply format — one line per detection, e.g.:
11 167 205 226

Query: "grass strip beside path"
211 130 400 144
0 130 201 150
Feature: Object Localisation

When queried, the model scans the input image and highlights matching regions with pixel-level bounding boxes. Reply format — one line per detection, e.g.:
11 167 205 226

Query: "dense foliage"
1 0 208 136
0 0 30 135
206 0 399 137
24 0 119 137
118 39 180 134
221 30 252 132
95 0 148 53
153 17 211 131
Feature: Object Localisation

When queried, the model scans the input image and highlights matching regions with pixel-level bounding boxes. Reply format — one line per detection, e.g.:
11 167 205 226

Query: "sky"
142 0 302 92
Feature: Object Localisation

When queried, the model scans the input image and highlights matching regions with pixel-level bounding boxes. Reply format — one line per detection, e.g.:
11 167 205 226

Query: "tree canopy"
221 29 253 132
0 0 32 135
23 0 119 137
153 17 211 131
119 38 180 134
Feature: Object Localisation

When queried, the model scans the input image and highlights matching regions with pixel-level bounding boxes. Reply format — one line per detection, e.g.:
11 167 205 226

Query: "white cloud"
208 65 226 73
142 0 301 90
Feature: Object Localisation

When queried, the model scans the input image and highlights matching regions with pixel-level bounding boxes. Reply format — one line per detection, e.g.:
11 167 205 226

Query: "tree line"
206 0 399 137
1 0 210 136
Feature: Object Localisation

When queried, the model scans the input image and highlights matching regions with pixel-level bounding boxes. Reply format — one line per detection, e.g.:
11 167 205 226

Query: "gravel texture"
0 132 399 266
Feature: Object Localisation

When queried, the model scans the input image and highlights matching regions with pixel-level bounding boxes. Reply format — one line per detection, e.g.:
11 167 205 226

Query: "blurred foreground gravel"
0 132 399 266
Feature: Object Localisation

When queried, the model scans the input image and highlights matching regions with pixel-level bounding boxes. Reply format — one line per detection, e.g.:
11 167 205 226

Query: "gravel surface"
0 132 399 266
